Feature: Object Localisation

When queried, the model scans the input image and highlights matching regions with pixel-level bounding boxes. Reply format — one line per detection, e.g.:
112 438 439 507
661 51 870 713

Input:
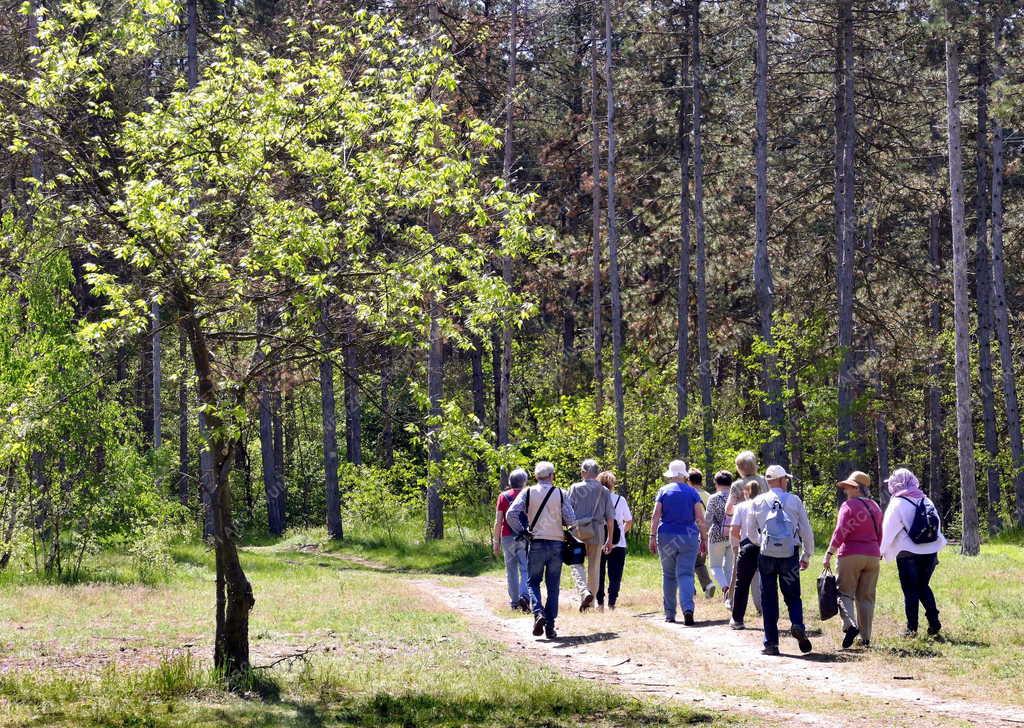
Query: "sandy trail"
312 549 1024 728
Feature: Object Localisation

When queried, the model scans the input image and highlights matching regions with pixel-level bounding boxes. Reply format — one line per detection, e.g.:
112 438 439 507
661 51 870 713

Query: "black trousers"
896 552 940 631
597 546 626 606
731 539 761 623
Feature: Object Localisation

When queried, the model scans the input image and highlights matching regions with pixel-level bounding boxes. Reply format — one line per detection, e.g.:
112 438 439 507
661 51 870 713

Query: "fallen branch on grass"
253 644 319 670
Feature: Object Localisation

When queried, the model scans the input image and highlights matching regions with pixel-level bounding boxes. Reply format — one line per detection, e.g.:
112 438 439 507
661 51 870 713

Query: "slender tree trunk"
561 283 578 395
152 303 162 449
470 335 488 493
319 309 342 540
927 118 945 507
676 3 692 461
590 0 605 458
973 15 1000 533
381 351 395 468
425 0 444 540
178 0 197 509
199 410 215 540
178 328 189 505
425 302 445 540
691 0 713 472
181 309 254 674
186 0 198 89
258 370 282 536
835 0 856 485
753 0 786 466
943 14 981 556
343 329 362 466
871 337 891 509
496 0 519 490
272 389 285 530
989 14 1024 527
603 0 627 484
491 328 502 440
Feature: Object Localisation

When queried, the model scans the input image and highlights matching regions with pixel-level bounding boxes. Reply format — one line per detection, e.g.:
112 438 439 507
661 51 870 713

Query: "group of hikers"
492 451 947 652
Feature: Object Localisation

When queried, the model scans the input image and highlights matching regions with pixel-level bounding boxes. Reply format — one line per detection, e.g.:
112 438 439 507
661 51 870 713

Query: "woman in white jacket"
880 468 947 637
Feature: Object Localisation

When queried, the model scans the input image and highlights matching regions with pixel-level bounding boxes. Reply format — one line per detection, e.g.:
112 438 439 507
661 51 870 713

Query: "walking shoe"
532 614 546 636
683 611 695 626
580 592 594 612
545 625 558 639
608 603 616 611
791 625 813 654
901 628 918 638
761 644 780 656
704 584 716 599
517 596 530 612
664 616 676 623
859 638 870 648
842 626 859 649
927 621 942 637
729 619 745 630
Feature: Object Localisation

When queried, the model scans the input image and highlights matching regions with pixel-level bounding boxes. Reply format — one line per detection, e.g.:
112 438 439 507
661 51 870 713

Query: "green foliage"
0 214 174 578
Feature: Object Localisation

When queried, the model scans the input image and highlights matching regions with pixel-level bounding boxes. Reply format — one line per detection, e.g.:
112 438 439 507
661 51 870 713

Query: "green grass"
0 537 724 727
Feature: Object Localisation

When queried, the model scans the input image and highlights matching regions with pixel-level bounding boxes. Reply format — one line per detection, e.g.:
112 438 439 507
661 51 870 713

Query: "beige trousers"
570 541 604 597
837 554 881 642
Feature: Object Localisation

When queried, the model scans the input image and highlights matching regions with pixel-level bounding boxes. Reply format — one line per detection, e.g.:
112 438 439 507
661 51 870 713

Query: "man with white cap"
745 464 815 655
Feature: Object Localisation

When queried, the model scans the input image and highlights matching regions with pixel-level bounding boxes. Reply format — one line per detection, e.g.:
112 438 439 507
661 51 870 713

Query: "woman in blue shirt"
649 460 709 624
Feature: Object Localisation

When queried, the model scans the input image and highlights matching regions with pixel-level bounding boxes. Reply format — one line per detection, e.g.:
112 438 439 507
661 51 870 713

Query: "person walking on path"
725 450 769 520
493 467 531 611
729 478 763 628
506 461 577 639
880 468 947 638
688 468 716 599
650 460 709 625
596 470 632 610
746 464 815 655
567 459 615 611
823 471 883 648
705 470 734 602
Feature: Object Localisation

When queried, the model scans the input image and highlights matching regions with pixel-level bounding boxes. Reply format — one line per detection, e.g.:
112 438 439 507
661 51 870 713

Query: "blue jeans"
527 539 563 625
758 550 804 647
501 535 529 606
658 531 699 618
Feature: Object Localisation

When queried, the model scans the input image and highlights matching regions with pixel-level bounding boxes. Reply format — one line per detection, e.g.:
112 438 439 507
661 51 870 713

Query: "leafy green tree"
4 4 535 673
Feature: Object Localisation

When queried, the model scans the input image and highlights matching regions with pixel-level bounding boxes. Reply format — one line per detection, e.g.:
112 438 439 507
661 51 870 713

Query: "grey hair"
735 450 758 474
534 461 555 479
580 459 600 477
509 468 528 489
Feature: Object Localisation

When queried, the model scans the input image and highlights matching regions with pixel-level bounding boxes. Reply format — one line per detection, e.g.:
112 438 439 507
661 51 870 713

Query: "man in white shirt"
745 464 814 655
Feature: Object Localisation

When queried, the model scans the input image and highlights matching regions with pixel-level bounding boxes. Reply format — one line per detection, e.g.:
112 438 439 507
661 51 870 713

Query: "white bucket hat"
663 459 689 479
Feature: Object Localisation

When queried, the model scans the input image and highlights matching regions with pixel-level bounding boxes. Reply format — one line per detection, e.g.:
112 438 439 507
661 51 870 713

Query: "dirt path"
411 578 833 727
304 547 1024 728
296 547 1024 726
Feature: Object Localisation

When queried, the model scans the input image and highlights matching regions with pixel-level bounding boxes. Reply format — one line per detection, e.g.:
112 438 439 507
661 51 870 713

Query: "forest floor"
1 528 1023 727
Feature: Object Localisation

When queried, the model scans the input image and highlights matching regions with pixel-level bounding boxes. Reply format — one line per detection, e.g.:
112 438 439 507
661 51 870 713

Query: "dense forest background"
1 0 1023 670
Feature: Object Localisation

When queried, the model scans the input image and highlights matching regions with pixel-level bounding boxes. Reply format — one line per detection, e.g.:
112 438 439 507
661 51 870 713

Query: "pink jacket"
828 497 882 558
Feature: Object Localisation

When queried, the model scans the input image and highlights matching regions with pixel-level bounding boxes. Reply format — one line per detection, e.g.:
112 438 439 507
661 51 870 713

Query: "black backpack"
898 496 940 544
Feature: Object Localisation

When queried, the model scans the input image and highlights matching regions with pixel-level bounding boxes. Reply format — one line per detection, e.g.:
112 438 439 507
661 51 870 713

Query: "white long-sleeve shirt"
745 487 815 562
880 494 947 561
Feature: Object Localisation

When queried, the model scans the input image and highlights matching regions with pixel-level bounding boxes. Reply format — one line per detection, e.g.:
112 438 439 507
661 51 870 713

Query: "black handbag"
611 495 622 545
562 529 587 565
817 566 839 621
